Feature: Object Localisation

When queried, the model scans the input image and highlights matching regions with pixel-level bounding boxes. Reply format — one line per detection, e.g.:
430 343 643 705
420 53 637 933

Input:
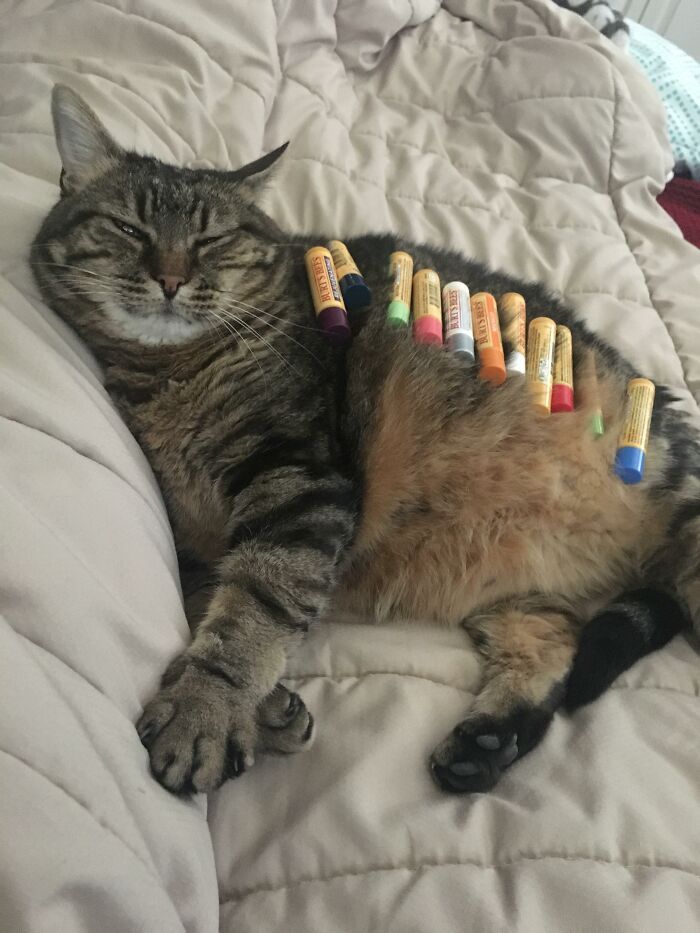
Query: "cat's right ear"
51 85 123 194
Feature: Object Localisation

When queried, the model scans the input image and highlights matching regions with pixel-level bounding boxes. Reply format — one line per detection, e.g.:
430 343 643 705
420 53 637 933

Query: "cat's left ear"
52 84 124 194
227 141 289 195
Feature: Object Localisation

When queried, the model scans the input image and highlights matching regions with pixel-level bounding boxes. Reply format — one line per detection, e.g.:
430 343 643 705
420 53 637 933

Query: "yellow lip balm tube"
412 269 443 345
614 378 655 484
551 325 574 413
526 317 556 414
588 352 605 437
497 292 526 376
387 251 414 327
327 240 372 311
304 246 351 346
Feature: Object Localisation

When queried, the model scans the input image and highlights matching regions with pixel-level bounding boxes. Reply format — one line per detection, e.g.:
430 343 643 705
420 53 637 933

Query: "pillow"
629 20 700 180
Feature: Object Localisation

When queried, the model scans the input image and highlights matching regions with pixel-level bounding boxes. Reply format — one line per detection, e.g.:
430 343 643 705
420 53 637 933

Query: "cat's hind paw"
430 706 551 793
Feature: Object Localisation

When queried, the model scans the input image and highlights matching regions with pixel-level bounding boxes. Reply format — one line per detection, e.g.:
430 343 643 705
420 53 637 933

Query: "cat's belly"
336 368 669 625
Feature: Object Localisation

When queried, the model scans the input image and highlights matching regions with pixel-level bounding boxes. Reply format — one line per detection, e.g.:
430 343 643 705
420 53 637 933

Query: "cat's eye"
113 219 147 240
196 235 225 248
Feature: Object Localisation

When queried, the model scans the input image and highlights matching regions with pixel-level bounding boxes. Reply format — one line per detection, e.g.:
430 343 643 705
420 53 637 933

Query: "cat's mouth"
123 295 198 322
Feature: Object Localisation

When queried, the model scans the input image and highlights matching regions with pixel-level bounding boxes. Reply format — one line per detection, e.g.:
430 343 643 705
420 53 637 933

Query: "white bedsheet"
1 1 699 931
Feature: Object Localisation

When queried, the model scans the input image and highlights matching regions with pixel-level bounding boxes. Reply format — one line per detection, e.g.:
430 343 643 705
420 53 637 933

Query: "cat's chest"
127 377 274 561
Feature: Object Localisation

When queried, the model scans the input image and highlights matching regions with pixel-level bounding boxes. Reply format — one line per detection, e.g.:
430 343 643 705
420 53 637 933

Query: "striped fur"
32 86 699 795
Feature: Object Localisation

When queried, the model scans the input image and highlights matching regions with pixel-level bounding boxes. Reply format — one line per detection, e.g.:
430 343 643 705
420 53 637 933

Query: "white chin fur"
104 302 210 345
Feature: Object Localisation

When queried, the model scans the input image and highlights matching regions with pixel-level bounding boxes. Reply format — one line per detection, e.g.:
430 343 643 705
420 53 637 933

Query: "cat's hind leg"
430 602 578 793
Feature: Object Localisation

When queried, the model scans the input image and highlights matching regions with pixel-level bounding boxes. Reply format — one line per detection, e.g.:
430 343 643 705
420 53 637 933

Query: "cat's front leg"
138 469 357 794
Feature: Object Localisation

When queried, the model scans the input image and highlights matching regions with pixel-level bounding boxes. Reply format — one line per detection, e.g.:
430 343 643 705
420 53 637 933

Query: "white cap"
506 350 526 375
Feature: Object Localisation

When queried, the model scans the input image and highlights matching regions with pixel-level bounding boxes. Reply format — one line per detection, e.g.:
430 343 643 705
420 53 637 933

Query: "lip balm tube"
551 325 574 413
470 292 506 386
526 317 556 414
442 281 474 359
412 269 443 345
614 378 655 484
327 240 372 311
304 246 351 347
588 352 605 437
387 251 413 327
497 292 526 376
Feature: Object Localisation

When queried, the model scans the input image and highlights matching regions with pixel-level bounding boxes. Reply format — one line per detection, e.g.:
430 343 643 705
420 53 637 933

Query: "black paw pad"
431 706 552 794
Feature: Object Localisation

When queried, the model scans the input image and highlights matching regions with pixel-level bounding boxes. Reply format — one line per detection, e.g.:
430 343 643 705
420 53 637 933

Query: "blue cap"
339 273 372 311
614 446 646 484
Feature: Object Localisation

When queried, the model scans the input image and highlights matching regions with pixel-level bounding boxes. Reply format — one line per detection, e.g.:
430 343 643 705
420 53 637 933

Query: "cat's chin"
102 301 211 346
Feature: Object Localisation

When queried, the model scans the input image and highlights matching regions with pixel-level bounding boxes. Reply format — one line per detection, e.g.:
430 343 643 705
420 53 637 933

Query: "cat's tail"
563 588 687 711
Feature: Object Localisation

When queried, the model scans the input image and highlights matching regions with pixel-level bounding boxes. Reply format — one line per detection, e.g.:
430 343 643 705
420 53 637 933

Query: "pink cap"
413 316 443 346
551 384 574 413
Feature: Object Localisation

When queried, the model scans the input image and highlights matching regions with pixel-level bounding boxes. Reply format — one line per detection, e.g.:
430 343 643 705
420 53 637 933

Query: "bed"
1 1 699 931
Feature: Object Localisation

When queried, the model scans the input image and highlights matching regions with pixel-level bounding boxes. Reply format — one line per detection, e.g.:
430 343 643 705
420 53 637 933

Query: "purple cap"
317 306 351 347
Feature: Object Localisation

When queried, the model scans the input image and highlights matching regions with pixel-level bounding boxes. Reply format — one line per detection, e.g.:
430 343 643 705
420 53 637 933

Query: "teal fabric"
629 21 700 180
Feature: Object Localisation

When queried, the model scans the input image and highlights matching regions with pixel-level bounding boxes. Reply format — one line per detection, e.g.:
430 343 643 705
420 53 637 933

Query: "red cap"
413 316 443 346
551 384 574 413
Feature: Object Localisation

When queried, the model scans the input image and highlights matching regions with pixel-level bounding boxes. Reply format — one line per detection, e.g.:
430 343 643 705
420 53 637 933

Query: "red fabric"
658 175 700 250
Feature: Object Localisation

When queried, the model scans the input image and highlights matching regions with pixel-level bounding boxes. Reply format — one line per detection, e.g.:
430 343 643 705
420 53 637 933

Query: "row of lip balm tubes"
304 242 654 484
304 241 573 414
388 252 575 416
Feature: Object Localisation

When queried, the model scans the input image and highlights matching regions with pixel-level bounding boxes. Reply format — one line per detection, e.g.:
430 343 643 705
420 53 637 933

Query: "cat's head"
32 85 289 346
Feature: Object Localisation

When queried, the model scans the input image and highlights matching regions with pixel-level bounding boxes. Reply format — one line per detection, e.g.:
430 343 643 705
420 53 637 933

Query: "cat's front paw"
137 659 259 795
256 683 315 754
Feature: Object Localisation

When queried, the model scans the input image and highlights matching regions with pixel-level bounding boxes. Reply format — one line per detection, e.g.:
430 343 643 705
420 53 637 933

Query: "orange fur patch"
337 355 668 626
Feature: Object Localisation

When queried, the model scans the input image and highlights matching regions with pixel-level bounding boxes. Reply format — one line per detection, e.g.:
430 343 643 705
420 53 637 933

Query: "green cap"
387 299 410 327
590 412 605 437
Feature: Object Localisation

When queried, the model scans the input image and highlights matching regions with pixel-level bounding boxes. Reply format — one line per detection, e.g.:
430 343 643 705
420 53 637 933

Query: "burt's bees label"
328 240 360 279
498 292 526 375
412 269 443 345
412 269 441 321
305 246 345 313
387 251 413 327
619 378 655 450
553 326 573 387
442 281 474 358
471 292 501 352
304 246 351 346
470 292 506 386
526 317 556 414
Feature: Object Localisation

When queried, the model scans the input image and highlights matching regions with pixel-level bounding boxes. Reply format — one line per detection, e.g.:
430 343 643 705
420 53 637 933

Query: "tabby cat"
32 86 699 795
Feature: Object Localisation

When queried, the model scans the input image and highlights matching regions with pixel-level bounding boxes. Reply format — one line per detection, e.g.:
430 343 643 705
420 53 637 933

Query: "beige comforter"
1 1 699 931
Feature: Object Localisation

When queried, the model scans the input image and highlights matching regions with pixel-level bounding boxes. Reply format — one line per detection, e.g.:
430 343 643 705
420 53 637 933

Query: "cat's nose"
158 274 186 299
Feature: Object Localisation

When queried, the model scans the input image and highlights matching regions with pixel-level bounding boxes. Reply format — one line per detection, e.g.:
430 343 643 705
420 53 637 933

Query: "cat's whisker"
29 260 126 284
209 289 320 333
213 304 301 378
205 308 268 385
54 281 131 301
218 298 322 364
205 309 237 345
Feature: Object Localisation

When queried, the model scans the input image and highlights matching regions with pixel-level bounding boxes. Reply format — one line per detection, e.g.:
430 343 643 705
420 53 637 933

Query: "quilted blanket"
1 1 699 931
